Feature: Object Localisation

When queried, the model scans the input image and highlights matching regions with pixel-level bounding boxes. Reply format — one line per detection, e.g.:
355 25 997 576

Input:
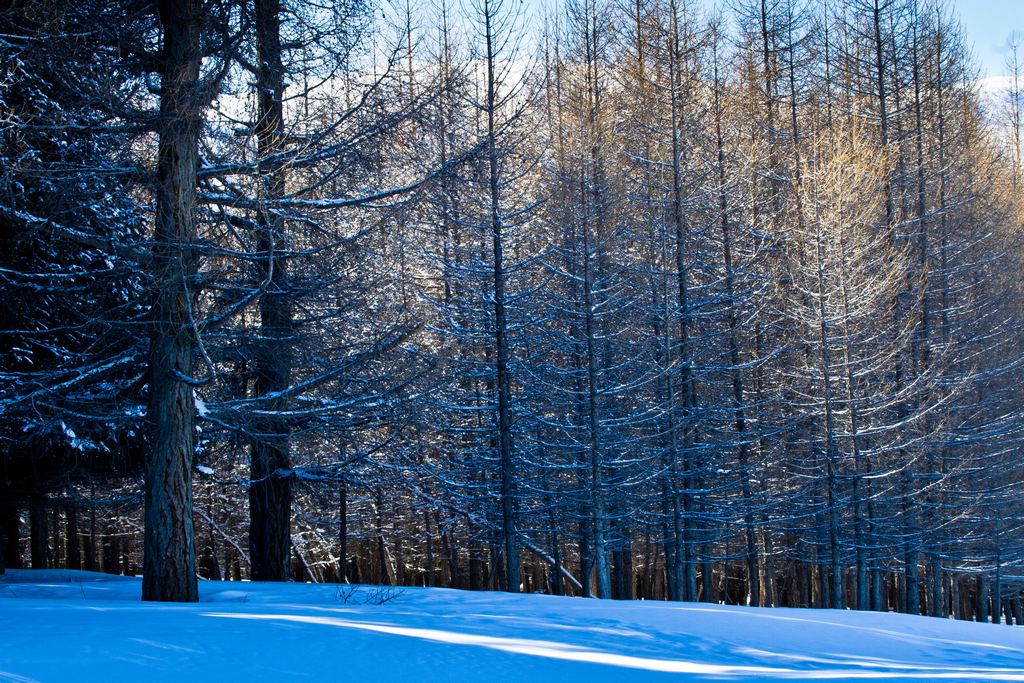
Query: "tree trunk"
712 44 759 608
142 0 204 603
701 546 715 603
248 0 293 583
578 520 592 598
581 204 610 599
667 0 704 606
977 574 989 622
547 509 563 596
65 504 81 571
469 537 483 591
993 547 1003 625
482 0 520 594
338 481 348 582
84 504 96 572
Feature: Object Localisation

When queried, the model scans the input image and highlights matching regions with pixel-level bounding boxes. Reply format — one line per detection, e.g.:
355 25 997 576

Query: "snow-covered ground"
1 570 1023 682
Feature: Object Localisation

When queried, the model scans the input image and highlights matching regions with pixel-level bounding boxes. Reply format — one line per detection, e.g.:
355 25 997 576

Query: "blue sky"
955 0 1022 77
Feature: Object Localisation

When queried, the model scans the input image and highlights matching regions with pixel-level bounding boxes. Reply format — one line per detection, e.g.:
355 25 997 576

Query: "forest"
2 0 1024 625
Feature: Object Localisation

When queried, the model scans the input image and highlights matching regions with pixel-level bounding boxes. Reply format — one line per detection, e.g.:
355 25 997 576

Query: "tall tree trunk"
581 188 611 599
483 0 520 593
711 33 758 607
838 237 871 612
568 0 614 601
910 14 940 619
666 0 703 606
808 216 844 611
248 0 293 583
143 0 204 603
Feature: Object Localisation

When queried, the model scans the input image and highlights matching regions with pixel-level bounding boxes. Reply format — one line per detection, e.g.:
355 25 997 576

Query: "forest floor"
1 569 1023 681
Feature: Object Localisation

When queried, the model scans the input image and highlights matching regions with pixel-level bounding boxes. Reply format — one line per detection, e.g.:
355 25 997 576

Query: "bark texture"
142 0 204 603
248 0 293 583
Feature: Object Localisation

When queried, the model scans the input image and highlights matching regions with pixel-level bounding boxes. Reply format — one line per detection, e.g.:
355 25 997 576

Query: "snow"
194 395 209 418
2 570 1024 681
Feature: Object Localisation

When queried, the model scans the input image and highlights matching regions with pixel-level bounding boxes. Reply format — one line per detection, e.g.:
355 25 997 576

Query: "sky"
955 0 1022 78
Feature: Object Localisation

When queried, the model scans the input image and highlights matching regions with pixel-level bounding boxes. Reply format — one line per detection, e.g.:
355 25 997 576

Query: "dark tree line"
2 0 1024 623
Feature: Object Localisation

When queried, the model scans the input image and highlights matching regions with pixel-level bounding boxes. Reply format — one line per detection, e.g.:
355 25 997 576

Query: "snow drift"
1 569 1023 681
